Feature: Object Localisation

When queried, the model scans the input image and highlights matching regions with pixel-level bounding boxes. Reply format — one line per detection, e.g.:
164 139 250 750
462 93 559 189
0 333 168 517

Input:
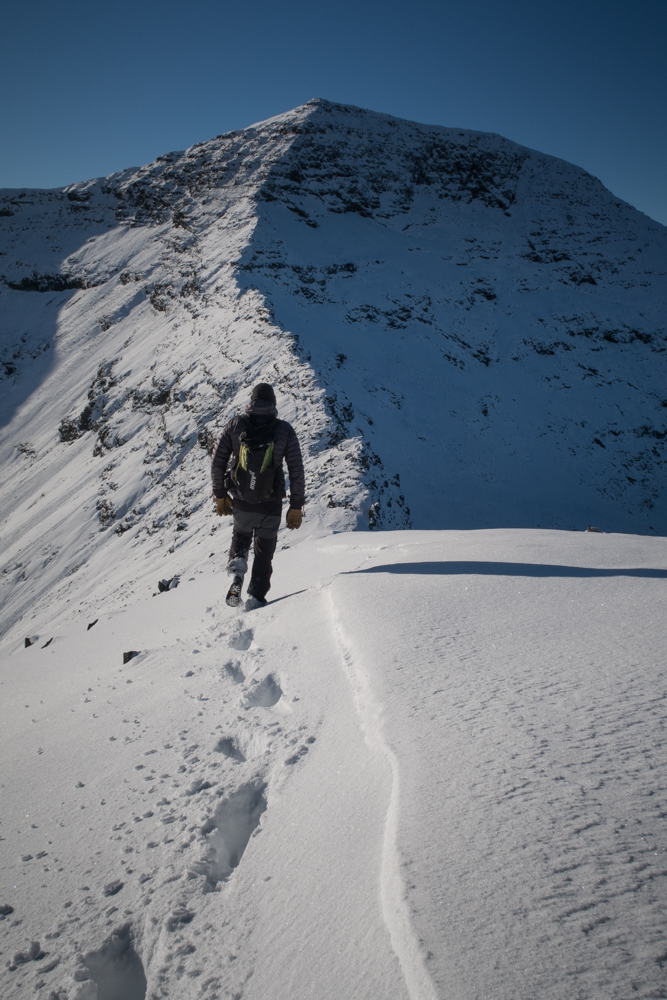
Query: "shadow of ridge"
346 561 667 579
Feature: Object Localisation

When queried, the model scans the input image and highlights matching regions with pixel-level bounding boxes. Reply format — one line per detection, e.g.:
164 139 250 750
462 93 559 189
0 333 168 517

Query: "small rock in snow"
166 908 195 931
102 879 124 897
28 940 43 960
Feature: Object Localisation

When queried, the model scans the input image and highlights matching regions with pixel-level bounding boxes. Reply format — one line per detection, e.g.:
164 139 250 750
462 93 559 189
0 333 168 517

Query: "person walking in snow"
211 383 305 610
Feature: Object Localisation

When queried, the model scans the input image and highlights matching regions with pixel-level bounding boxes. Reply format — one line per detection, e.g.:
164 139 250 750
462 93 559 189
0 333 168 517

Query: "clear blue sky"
1 0 665 225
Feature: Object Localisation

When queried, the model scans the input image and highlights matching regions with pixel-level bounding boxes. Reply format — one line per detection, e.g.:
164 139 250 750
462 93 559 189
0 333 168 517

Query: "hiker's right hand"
216 496 233 516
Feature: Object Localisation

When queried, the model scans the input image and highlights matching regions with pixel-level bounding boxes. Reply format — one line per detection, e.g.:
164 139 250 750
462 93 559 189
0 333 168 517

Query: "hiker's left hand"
286 508 302 530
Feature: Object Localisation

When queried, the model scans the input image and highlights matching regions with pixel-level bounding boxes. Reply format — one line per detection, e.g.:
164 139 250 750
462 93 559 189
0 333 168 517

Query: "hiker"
211 383 305 609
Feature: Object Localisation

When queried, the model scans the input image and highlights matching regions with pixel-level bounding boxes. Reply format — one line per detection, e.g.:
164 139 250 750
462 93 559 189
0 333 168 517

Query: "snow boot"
245 595 268 611
226 575 244 607
225 555 248 607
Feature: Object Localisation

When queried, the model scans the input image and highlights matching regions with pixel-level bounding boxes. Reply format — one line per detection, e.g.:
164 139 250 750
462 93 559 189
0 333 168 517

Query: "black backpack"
228 418 278 502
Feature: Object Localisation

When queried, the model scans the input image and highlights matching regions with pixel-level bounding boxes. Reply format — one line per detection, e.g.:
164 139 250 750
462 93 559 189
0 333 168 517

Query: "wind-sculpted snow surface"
0 529 665 1000
327 530 667 1000
1 99 666 647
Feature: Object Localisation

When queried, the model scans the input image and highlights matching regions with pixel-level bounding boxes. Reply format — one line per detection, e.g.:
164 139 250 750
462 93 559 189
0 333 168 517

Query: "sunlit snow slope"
1 99 666 643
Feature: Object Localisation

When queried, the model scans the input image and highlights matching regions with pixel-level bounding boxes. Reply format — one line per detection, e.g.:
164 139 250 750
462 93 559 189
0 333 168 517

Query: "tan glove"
216 496 233 516
286 508 303 530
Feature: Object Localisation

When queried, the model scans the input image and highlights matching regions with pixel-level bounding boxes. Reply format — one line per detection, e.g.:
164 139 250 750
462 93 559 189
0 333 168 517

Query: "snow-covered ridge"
0 99 666 644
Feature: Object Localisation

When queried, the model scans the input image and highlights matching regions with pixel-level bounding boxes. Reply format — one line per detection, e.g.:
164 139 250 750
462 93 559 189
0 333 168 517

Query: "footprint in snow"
245 674 283 709
80 925 147 1000
228 629 253 652
193 781 267 885
223 659 245 684
214 737 246 762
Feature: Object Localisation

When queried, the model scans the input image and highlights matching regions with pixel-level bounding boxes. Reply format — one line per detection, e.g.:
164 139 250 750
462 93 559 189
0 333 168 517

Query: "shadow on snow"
347 561 667 579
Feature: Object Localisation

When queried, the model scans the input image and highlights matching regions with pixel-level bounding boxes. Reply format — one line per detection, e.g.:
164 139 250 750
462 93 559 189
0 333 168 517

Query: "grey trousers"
231 510 281 539
229 509 281 600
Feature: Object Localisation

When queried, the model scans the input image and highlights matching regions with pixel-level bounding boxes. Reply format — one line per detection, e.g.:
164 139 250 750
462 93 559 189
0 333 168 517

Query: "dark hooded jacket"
211 398 305 512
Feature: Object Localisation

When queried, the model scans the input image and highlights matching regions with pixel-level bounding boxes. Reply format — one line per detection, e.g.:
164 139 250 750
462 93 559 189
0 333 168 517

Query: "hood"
245 398 278 419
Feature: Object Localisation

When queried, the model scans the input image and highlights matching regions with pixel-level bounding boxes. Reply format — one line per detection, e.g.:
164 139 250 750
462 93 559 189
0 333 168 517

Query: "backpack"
228 417 278 502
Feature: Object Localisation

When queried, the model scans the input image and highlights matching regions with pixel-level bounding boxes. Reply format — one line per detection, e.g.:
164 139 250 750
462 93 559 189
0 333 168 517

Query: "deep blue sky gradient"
1 0 665 224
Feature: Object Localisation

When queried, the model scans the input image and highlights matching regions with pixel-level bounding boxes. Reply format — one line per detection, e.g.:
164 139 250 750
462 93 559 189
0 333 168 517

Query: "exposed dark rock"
4 272 89 292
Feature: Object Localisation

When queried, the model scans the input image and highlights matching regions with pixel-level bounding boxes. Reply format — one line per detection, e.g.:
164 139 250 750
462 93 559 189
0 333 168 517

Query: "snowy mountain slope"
237 101 667 531
0 103 355 645
1 528 665 1000
1 100 666 646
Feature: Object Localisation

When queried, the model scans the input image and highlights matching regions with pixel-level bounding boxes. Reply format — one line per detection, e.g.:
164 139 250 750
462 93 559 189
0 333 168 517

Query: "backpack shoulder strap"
235 416 251 472
260 419 279 470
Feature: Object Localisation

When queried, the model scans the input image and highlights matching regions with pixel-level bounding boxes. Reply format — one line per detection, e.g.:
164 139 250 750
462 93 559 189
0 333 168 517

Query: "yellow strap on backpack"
236 441 274 475
259 441 274 473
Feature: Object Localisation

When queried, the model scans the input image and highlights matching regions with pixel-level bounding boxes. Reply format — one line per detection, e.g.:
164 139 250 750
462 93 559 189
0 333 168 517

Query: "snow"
2 527 666 999
1 99 667 998
1 101 666 651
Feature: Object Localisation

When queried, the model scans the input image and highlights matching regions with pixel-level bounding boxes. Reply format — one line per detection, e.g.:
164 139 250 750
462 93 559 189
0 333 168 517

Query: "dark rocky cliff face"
0 99 665 634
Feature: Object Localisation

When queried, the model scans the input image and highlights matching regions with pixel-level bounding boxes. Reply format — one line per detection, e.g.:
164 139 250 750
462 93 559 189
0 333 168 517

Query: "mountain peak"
0 102 665 639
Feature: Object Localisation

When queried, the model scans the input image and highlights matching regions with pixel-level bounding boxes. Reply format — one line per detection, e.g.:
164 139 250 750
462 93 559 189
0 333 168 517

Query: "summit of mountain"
0 99 665 639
